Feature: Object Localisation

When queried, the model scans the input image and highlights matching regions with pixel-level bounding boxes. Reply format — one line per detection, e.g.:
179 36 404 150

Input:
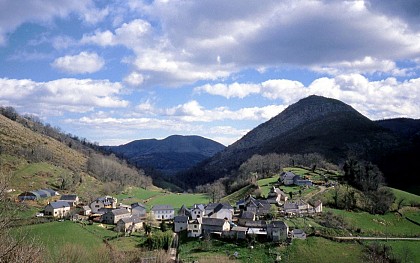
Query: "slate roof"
268 221 288 229
174 215 189 222
231 226 248 232
131 202 146 209
120 215 141 224
48 201 70 209
240 211 255 219
60 194 78 201
202 218 227 226
151 204 174 211
109 208 130 216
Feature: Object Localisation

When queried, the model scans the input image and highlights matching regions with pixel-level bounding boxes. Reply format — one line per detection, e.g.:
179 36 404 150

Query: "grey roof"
202 218 227 226
174 215 189 222
131 202 146 209
96 196 116 205
60 195 78 201
120 215 141 224
193 204 205 211
231 226 248 232
268 221 288 229
178 205 191 216
109 208 130 216
240 211 255 219
48 201 70 209
292 229 305 234
282 171 296 180
151 204 174 211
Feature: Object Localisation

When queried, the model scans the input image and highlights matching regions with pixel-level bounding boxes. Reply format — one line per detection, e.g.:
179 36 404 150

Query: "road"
334 236 420 241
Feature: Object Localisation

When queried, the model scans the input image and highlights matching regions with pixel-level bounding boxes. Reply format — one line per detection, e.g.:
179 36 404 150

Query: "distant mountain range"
176 95 420 193
102 135 226 176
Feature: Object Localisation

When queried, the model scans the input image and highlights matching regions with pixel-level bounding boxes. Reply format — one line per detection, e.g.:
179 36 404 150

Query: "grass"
280 236 364 263
178 238 277 263
221 184 255 205
326 208 420 237
147 193 211 210
363 240 420 263
257 175 279 197
13 221 107 262
390 187 420 207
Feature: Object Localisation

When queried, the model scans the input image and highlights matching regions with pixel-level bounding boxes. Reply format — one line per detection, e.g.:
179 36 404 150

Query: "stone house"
59 194 79 207
201 218 230 234
207 203 234 221
131 203 147 219
187 218 202 237
90 196 117 213
174 215 189 232
267 221 289 242
115 216 143 233
101 208 131 224
44 201 71 218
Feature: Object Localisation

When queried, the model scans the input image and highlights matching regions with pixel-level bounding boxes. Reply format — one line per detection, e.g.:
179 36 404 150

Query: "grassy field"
14 221 107 262
280 236 364 263
221 184 256 205
363 240 420 263
116 186 211 210
390 187 420 207
326 208 420 237
179 238 277 263
257 175 279 197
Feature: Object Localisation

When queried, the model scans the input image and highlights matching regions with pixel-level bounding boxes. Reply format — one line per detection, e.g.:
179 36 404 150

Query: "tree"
367 187 395 215
0 172 44 262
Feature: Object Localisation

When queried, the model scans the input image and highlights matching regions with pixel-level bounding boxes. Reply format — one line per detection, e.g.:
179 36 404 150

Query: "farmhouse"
115 216 143 233
283 199 319 215
280 172 313 186
238 210 255 226
101 208 131 224
18 189 59 201
174 215 189 232
59 194 79 207
90 196 117 213
190 204 205 219
207 203 234 221
201 218 230 234
267 187 288 204
267 221 289 242
44 201 70 218
187 218 202 237
151 204 175 220
131 203 147 219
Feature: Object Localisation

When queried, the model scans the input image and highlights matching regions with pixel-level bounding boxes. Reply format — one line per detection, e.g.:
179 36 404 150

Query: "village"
18 170 324 246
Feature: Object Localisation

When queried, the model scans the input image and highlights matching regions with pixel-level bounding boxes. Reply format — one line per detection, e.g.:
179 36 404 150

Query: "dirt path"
304 185 327 201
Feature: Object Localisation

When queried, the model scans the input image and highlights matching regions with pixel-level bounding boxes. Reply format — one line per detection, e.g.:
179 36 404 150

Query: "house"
291 229 306 239
312 200 323 213
190 204 205 219
115 216 143 233
207 203 234 221
44 201 70 218
90 196 117 213
178 205 191 217
280 172 312 186
60 194 79 207
131 203 147 219
151 205 175 220
237 211 255 226
174 215 189 232
283 199 315 215
118 203 132 212
245 198 271 217
201 218 230 234
81 205 91 216
293 175 313 187
267 187 288 204
267 221 289 242
224 226 248 240
187 218 202 237
18 189 59 201
280 172 297 186
101 208 131 224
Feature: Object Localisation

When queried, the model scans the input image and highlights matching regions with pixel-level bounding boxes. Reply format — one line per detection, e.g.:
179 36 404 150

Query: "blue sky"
0 0 419 146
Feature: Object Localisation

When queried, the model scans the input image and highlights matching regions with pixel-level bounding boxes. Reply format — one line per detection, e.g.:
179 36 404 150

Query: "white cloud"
195 82 260 99
0 77 128 115
51 52 105 74
0 0 96 45
124 72 145 86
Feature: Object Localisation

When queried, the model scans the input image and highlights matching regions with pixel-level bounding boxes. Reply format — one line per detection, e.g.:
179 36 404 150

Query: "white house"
44 201 71 218
151 205 175 220
206 203 234 221
187 218 202 237
190 204 205 219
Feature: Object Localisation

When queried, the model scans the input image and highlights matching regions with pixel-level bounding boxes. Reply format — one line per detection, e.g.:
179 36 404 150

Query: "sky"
0 0 419 146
